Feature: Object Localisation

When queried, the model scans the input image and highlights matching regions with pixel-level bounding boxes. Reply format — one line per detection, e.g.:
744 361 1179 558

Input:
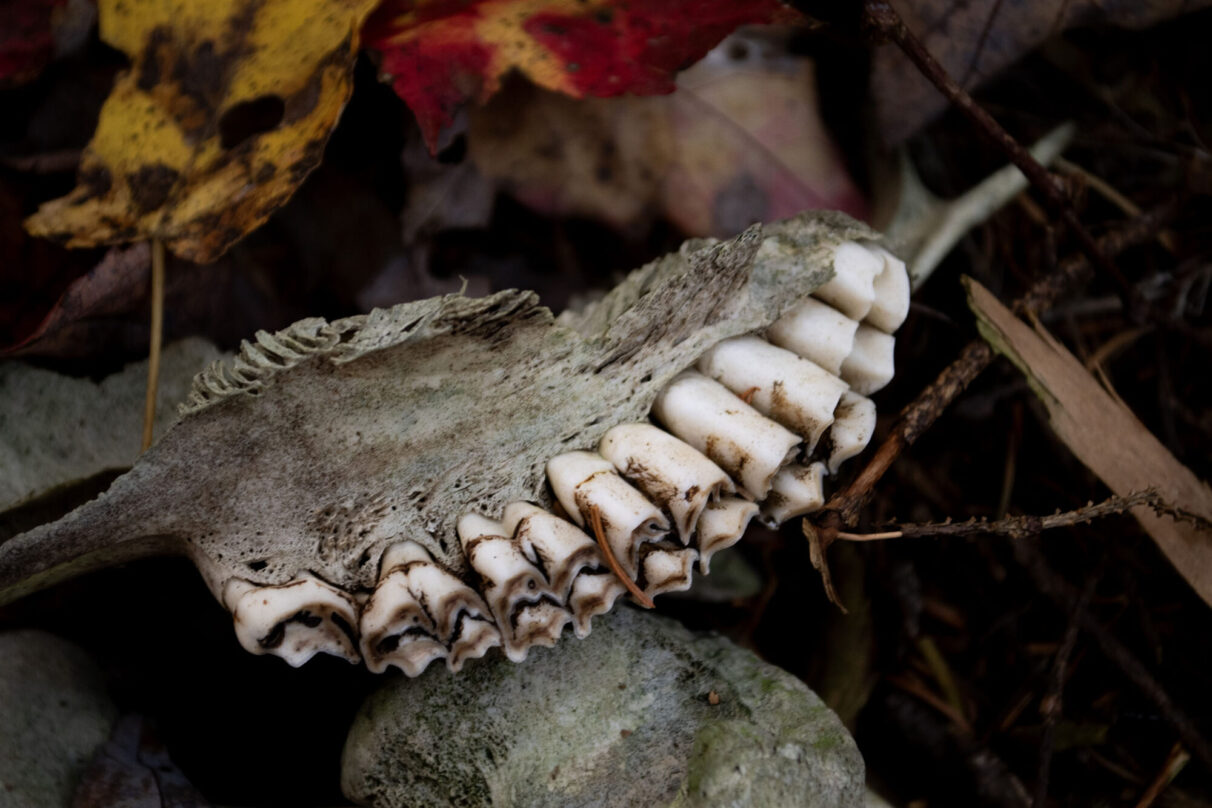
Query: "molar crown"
225 574 361 668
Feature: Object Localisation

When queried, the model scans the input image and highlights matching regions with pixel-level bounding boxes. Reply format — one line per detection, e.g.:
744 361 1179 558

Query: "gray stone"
0 630 118 808
341 608 864 808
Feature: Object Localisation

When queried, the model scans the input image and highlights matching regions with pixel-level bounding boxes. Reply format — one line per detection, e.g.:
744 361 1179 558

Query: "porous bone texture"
0 211 875 604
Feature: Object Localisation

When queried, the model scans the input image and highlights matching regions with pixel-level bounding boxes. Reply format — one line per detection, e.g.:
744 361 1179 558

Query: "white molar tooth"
840 324 896 396
866 247 910 333
827 391 877 474
359 568 445 676
598 423 734 544
567 572 627 639
456 514 569 663
813 241 883 321
651 371 801 500
640 545 699 597
225 574 361 668
765 297 858 376
361 540 500 676
696 336 848 454
502 502 600 600
696 496 760 573
760 462 827 527
546 451 670 580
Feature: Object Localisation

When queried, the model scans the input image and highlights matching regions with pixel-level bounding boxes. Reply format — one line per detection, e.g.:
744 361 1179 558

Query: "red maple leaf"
363 0 791 151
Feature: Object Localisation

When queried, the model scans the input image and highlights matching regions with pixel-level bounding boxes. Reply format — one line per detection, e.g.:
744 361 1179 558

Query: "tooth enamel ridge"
225 574 361 668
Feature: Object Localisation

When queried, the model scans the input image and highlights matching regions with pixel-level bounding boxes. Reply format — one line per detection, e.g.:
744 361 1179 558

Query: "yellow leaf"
25 0 378 263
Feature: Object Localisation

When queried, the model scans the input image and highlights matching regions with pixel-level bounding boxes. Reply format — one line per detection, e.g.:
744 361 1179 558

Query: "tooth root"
696 336 848 454
651 371 800 500
457 514 564 663
506 599 572 662
567 571 627 639
225 574 361 668
696 496 759 574
546 451 670 579
826 391 877 474
866 247 910 333
813 240 884 321
840 324 896 396
598 423 734 544
640 545 698 597
765 296 858 376
502 502 600 600
361 541 500 676
760 462 826 527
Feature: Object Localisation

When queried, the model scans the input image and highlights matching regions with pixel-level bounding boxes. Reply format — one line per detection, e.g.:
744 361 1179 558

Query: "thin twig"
586 503 654 609
1013 540 1212 771
862 0 1136 303
1133 742 1190 808
141 239 166 452
834 490 1211 543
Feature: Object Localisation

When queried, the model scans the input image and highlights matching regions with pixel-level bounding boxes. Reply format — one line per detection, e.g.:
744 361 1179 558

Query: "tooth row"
222 241 907 672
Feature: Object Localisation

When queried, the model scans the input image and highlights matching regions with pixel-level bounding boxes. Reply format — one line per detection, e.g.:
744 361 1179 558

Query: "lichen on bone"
0 211 907 672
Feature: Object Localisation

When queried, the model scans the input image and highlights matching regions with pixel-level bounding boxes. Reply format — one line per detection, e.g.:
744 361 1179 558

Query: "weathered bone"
0 212 906 673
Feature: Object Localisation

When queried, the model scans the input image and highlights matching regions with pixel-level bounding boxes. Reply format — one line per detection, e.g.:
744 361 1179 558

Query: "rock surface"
0 630 118 808
341 607 864 808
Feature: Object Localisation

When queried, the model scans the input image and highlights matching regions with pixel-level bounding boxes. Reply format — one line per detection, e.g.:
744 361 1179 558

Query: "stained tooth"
567 571 627 638
813 241 883 321
651 371 800 499
224 574 361 667
359 567 446 676
598 423 734 544
696 336 848 453
866 247 910 333
640 545 698 597
695 496 759 573
826 391 877 474
546 451 670 579
457 514 565 662
509 599 571 659
360 540 500 676
765 297 858 376
840 324 896 396
502 502 599 599
760 462 826 526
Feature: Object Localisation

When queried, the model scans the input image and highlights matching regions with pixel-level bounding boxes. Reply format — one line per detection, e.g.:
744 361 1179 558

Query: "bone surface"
764 296 858 376
696 336 848 453
502 502 600 600
640 546 699 597
597 423 734 544
546 451 669 579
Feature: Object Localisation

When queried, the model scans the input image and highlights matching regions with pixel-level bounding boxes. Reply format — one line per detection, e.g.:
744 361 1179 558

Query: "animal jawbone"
0 211 909 674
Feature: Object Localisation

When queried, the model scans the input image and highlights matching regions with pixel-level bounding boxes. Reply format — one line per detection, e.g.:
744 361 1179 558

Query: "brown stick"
861 0 1135 301
141 239 166 452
